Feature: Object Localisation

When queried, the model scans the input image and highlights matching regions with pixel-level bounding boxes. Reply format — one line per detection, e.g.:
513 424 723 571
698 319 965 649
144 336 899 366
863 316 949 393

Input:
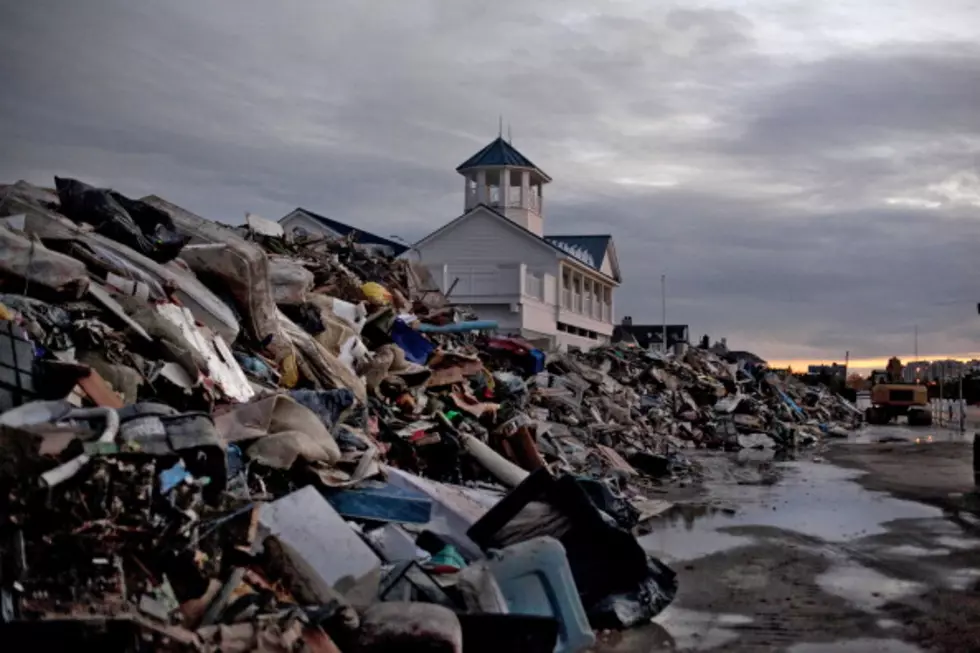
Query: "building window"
557 322 599 340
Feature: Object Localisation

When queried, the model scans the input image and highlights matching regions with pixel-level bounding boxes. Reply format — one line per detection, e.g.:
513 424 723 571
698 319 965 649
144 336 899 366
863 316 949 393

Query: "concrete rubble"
0 177 859 651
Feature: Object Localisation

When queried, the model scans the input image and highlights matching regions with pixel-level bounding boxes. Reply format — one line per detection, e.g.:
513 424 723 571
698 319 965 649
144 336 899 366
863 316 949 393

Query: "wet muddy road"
597 426 980 653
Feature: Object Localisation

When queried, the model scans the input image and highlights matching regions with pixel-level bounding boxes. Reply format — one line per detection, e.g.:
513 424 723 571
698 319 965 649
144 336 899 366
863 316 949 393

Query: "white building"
409 136 621 351
278 208 409 258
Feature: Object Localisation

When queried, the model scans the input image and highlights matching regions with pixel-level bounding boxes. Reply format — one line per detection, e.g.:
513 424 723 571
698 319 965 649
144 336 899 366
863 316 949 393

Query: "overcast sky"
2 0 979 366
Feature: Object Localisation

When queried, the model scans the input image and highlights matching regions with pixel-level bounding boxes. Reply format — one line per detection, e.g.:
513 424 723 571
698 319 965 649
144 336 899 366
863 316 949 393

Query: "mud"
597 426 980 652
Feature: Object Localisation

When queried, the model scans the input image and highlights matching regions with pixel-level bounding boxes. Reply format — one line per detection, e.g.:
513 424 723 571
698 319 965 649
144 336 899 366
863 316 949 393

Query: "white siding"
522 297 557 335
557 331 609 352
467 304 523 332
600 253 614 278
438 264 522 302
557 307 615 337
413 209 624 351
415 208 558 273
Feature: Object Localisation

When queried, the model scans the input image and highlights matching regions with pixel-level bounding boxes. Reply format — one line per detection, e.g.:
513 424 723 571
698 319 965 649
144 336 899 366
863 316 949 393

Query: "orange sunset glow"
766 353 980 376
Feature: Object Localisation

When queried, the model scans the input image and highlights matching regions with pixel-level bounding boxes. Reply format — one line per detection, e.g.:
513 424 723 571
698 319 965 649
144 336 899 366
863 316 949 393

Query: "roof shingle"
456 137 549 180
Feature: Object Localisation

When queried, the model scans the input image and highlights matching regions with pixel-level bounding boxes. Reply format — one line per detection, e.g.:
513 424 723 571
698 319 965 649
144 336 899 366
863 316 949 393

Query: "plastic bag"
361 281 392 306
269 256 314 305
0 225 89 297
54 177 190 263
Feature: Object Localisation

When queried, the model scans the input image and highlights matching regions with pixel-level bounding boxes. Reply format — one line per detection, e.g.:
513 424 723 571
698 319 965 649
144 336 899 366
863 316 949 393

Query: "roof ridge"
546 234 612 239
455 136 550 180
288 207 408 255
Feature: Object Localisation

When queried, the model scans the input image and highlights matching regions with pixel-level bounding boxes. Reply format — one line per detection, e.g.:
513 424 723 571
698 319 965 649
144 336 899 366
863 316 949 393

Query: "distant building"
613 317 689 351
279 208 409 257
930 359 965 381
807 363 847 380
903 361 930 383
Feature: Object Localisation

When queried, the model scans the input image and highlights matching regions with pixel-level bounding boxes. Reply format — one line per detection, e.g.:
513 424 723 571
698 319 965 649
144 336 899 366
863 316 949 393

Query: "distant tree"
846 373 868 391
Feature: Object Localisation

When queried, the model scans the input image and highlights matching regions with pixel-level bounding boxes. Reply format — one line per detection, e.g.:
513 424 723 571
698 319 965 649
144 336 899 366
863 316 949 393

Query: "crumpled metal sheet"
155 303 255 403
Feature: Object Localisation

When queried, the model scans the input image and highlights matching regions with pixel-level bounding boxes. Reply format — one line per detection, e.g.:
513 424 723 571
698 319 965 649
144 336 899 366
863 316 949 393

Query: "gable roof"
456 137 551 181
281 208 409 256
410 203 618 283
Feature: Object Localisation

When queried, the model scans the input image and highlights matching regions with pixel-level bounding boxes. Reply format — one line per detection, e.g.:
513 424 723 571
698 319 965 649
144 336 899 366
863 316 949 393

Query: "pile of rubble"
558 344 863 457
0 176 858 652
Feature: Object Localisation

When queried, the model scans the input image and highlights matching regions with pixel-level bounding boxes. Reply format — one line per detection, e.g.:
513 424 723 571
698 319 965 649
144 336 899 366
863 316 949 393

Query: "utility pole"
661 274 667 354
960 364 965 433
940 362 945 427
914 325 918 361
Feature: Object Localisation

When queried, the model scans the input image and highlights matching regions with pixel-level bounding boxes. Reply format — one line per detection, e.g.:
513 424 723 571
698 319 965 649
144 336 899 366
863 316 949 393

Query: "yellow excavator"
865 357 932 426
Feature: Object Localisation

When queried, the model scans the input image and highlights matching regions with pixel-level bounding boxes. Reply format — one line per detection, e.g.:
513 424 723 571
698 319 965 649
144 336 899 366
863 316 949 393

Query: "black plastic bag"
587 554 679 630
54 177 190 262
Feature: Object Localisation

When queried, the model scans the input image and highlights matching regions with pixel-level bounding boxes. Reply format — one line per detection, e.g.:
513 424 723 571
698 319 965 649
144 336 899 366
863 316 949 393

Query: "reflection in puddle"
788 639 925 652
653 606 753 650
640 462 942 561
639 504 753 563
851 424 969 444
816 563 925 611
881 544 951 558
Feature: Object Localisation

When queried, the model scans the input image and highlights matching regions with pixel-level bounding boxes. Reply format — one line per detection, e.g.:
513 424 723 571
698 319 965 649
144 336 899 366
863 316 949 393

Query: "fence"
930 399 980 430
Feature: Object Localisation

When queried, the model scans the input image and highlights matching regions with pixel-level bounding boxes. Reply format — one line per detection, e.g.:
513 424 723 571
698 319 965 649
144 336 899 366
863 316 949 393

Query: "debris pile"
549 344 862 457
0 177 856 651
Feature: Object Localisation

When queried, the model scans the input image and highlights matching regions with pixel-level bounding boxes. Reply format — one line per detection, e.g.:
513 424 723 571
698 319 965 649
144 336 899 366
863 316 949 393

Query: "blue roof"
456 137 550 180
286 208 409 256
546 235 611 271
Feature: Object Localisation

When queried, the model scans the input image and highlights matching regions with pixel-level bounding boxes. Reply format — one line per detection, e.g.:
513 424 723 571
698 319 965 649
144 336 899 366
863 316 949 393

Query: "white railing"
524 273 543 300
464 188 540 214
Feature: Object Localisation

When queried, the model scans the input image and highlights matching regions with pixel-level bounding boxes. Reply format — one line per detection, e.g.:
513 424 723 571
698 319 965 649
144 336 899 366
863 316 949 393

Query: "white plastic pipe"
40 407 120 488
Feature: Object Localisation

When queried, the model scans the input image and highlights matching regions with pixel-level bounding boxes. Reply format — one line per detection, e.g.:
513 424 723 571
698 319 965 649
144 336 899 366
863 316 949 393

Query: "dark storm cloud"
550 184 980 359
737 44 980 150
0 0 978 362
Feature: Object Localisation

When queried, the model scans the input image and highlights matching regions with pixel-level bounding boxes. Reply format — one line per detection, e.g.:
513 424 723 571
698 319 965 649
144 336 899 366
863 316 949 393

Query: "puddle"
881 544 951 557
640 505 756 562
942 567 980 590
788 639 925 653
652 607 753 650
641 462 941 561
816 563 925 612
851 424 969 444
